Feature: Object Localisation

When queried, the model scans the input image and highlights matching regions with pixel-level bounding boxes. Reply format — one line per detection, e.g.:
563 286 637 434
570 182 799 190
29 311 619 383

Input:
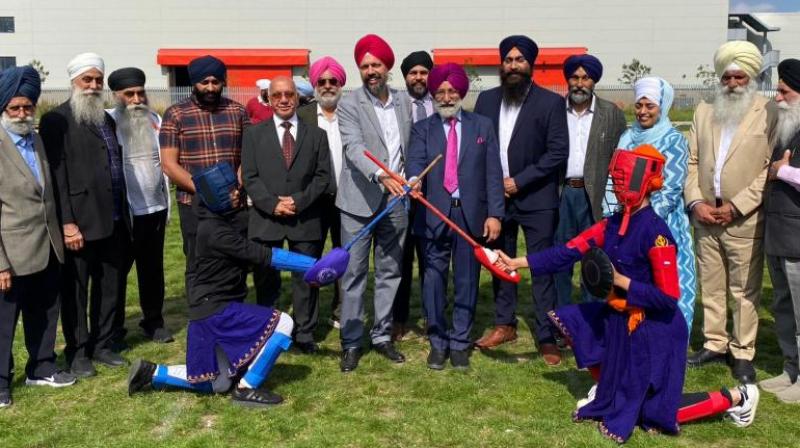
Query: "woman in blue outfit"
603 76 698 330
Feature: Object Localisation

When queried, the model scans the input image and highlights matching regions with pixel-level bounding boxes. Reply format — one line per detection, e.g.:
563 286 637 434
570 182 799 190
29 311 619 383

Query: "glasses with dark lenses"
316 78 339 87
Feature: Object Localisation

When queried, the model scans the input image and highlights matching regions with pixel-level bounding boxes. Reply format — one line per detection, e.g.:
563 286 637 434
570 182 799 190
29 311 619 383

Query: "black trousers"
114 209 168 335
61 221 128 362
178 203 198 300
254 239 322 344
0 253 60 390
319 195 342 320
393 201 425 324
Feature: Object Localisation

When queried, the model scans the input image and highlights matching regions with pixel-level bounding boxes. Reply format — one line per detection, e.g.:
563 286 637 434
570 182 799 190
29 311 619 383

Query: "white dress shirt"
499 99 522 178
366 89 403 177
714 124 736 198
273 113 299 144
316 104 343 186
565 96 596 179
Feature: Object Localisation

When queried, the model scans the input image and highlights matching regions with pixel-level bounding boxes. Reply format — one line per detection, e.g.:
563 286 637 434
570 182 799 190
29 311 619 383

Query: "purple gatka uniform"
528 206 688 443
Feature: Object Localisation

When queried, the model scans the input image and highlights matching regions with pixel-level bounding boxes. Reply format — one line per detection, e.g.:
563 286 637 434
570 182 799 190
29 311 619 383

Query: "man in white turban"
40 52 131 377
684 40 778 384
246 78 273 124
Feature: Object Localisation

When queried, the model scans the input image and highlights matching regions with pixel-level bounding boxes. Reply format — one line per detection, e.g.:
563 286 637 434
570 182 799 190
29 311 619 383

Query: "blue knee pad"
241 332 293 389
152 365 213 393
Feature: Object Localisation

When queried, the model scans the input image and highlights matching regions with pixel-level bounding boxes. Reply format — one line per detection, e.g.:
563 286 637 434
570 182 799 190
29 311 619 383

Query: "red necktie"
281 121 294 169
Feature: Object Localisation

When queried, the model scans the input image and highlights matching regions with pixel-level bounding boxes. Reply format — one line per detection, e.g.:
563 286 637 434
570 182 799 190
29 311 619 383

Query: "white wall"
0 0 729 89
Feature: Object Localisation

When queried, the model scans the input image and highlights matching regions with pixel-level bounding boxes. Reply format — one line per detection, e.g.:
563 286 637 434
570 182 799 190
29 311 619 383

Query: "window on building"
0 17 14 33
0 57 16 71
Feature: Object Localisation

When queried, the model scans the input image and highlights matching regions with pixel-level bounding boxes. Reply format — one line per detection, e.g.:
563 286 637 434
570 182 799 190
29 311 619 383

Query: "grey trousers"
767 255 800 379
339 198 407 349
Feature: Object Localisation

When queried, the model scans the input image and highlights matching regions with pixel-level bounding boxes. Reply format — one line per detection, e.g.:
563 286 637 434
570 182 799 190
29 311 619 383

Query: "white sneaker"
726 384 759 427
25 371 77 388
328 318 341 330
576 384 597 409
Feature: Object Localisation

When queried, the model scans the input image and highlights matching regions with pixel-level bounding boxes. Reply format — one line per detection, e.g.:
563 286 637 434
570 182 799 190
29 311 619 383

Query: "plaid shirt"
97 122 124 220
159 96 250 204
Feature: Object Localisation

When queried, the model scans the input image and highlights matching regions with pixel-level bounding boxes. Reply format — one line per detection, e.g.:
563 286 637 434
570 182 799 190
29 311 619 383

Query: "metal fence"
37 85 779 116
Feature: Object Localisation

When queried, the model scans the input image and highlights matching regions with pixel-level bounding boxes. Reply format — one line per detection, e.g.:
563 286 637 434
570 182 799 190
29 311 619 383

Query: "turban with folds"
400 51 433 77
499 35 538 64
713 41 762 79
0 65 41 110
293 77 314 97
427 63 469 99
563 54 603 83
255 79 271 90
309 56 346 87
778 58 800 93
354 34 395 69
67 52 104 80
188 55 226 85
108 67 145 91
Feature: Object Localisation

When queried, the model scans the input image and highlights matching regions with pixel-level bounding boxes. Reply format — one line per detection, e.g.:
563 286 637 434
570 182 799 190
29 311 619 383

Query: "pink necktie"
443 117 458 194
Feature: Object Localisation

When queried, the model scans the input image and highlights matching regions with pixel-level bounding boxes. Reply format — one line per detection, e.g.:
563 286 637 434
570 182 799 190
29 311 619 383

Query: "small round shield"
581 247 615 298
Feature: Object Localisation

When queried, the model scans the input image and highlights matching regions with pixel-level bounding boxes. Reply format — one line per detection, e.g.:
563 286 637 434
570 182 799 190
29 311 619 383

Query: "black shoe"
295 341 318 354
146 327 175 344
26 371 77 388
128 359 157 396
372 342 405 363
427 349 448 370
687 349 727 367
69 357 96 378
450 349 471 370
0 389 11 408
732 358 757 384
93 349 127 367
340 347 362 373
231 387 283 407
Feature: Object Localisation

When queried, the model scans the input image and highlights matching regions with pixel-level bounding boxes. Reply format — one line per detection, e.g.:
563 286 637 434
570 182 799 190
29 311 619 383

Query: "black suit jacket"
474 82 569 212
241 116 332 242
40 101 128 242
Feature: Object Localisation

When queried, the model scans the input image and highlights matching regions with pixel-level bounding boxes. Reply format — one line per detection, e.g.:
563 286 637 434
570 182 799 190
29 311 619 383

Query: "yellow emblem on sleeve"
655 235 668 247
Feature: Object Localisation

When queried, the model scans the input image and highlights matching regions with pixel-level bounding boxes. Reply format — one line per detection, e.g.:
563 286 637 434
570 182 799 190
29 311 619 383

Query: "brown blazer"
684 95 778 238
0 127 64 276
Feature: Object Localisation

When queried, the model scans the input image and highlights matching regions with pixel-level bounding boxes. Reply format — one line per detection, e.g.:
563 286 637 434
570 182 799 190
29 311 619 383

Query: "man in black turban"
472 35 569 366
0 66 77 408
107 67 173 346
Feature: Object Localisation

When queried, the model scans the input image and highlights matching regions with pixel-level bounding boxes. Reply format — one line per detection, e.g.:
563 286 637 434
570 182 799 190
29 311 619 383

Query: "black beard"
500 68 531 106
407 82 427 100
193 87 222 107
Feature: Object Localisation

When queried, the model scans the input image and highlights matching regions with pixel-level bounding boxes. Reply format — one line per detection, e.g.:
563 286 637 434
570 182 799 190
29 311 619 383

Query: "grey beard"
70 89 106 127
569 90 591 106
116 104 157 157
407 82 427 100
776 100 800 148
712 81 757 126
366 78 388 98
435 100 462 119
1 113 35 135
314 89 342 110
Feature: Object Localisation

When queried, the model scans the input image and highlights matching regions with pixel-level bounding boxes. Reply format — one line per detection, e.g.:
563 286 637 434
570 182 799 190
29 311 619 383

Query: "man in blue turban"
187 55 227 107
0 65 77 408
553 53 626 309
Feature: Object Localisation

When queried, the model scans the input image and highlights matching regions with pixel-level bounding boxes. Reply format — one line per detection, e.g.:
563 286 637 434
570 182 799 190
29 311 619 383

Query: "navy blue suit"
406 110 504 351
473 81 568 345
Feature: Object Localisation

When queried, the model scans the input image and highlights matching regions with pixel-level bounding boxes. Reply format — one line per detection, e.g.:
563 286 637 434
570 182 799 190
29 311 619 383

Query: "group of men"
1 31 800 414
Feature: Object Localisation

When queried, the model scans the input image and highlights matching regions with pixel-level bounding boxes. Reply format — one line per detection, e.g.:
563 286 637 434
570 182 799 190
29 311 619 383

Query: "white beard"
712 81 758 126
1 112 35 135
434 99 463 119
115 103 157 157
776 100 800 148
314 89 342 110
70 88 106 127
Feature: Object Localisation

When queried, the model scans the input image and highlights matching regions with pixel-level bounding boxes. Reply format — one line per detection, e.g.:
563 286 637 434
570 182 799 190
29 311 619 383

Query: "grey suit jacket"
0 127 64 276
335 86 412 217
580 96 627 221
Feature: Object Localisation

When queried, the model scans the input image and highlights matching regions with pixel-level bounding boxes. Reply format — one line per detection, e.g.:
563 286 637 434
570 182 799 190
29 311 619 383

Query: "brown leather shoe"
474 325 517 349
540 343 562 366
391 323 407 342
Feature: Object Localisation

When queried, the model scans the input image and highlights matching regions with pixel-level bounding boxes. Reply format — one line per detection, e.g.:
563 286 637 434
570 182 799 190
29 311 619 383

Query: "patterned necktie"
443 117 458 194
281 121 294 169
414 99 427 123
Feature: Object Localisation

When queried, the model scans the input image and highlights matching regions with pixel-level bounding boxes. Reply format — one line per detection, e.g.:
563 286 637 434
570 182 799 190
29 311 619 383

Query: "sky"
730 0 800 12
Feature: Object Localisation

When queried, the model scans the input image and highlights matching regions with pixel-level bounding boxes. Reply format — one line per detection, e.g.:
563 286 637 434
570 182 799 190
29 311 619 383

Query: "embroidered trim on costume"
598 422 626 444
548 310 573 343
228 308 281 376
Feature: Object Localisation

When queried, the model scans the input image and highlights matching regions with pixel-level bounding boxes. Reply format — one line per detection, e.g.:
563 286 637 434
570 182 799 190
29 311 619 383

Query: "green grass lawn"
0 215 797 447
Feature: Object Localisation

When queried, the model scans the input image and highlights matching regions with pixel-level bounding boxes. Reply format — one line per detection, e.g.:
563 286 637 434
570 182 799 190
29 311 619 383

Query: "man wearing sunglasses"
241 76 332 354
298 56 347 331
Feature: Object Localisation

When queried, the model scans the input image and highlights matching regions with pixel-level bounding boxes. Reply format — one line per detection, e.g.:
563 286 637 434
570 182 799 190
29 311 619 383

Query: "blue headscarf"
0 65 41 110
618 76 675 148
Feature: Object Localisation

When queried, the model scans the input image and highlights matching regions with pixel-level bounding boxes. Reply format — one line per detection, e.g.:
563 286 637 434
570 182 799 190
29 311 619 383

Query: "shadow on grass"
267 363 312 386
541 369 596 400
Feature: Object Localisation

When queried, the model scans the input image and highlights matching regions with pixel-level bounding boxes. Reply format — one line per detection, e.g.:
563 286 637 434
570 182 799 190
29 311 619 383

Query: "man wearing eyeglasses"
298 56 346 330
241 76 332 354
0 65 76 408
